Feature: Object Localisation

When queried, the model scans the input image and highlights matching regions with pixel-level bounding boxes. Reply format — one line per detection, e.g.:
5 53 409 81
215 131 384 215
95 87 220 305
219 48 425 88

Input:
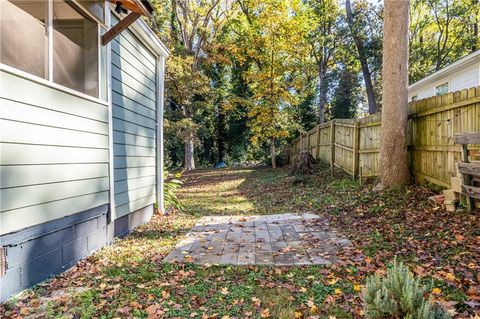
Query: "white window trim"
0 63 108 105
2 0 106 102
435 81 449 96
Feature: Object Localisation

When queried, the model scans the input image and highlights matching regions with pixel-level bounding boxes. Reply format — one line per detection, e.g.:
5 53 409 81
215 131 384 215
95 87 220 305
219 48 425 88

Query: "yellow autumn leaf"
310 304 319 315
328 278 339 285
299 287 307 292
353 284 362 292
445 273 456 281
432 288 442 294
334 288 342 295
295 311 303 318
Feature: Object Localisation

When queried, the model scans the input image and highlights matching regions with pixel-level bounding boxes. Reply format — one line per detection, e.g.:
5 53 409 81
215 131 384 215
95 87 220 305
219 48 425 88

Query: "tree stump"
290 150 315 175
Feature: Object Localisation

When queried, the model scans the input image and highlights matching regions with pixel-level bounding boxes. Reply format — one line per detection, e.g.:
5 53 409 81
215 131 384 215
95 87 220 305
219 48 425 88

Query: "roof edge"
132 18 170 58
408 50 480 91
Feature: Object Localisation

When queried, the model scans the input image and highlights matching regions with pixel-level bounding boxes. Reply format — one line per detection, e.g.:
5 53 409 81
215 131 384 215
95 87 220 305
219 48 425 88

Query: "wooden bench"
454 133 480 211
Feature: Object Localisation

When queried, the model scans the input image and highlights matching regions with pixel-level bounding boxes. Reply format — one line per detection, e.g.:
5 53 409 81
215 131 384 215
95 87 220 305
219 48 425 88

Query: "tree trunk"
360 60 377 114
318 65 326 123
473 0 479 52
345 0 377 114
217 104 226 163
184 131 195 171
379 0 410 187
271 138 276 169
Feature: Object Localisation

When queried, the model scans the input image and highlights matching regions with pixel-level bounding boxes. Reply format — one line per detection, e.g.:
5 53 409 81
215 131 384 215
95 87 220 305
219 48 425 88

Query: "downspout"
156 55 166 214
105 6 116 222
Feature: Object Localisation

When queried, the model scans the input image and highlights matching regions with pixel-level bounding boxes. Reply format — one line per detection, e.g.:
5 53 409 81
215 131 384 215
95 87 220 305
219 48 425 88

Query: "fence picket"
287 86 480 188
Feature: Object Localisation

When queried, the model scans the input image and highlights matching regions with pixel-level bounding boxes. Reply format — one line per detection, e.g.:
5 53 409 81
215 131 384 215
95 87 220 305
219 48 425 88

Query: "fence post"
330 120 335 178
306 131 311 154
316 124 321 159
353 121 359 179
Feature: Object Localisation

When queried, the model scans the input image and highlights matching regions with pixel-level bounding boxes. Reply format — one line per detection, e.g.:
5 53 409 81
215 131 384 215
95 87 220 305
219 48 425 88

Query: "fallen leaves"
220 287 229 295
432 287 442 295
1 168 479 319
260 308 271 317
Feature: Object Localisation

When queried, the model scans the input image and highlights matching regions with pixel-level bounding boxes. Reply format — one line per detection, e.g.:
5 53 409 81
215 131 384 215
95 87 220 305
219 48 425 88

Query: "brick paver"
163 213 351 266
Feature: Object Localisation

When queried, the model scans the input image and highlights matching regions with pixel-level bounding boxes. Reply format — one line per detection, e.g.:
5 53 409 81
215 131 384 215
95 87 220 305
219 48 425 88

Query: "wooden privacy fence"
289 86 480 188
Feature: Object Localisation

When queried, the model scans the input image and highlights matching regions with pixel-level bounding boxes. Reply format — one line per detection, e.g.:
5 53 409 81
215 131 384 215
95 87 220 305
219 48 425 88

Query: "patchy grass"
1 166 479 318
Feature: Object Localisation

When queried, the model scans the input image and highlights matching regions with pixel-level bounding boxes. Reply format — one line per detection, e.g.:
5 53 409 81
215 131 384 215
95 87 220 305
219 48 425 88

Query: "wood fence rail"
289 86 480 188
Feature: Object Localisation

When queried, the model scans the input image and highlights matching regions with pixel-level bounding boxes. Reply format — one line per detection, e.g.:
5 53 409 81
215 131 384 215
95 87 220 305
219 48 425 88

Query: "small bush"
363 259 451 319
164 170 183 210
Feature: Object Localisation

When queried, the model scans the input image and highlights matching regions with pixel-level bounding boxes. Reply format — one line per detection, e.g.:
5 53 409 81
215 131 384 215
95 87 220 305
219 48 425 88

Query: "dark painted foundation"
0 204 154 301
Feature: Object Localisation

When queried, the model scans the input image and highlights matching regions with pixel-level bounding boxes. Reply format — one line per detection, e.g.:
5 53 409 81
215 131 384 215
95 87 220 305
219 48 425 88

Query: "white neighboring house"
408 50 480 101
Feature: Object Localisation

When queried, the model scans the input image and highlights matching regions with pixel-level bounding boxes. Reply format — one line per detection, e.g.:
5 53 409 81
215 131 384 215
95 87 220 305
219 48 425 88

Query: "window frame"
0 0 107 102
435 82 449 96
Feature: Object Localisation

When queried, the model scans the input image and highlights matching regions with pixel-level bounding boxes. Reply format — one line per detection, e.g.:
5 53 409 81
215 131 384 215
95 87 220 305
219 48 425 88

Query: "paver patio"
163 213 351 266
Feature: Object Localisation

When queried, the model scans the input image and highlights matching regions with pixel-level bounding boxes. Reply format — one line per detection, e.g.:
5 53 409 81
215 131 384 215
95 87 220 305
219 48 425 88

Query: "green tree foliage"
331 67 362 119
150 0 479 169
409 0 480 82
222 0 312 167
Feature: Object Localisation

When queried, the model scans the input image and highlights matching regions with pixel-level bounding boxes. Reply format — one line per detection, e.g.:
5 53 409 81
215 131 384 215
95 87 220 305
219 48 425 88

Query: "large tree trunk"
318 65 326 123
184 131 195 171
271 138 277 169
345 0 377 114
379 0 410 187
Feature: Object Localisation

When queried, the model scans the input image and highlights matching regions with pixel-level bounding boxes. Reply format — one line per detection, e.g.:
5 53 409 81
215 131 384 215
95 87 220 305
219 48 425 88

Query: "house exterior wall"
0 67 111 301
0 69 110 235
111 20 158 219
408 58 480 101
0 6 167 302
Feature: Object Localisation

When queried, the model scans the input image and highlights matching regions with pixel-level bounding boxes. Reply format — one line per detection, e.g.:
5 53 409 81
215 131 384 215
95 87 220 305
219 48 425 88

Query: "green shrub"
164 170 183 210
363 259 451 319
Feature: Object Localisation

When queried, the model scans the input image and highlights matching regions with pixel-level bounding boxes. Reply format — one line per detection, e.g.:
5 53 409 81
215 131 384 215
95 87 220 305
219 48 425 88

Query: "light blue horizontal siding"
114 166 156 182
1 164 108 188
112 104 156 129
0 69 109 235
1 177 109 212
111 41 156 80
115 184 156 207
1 119 108 148
113 118 155 138
112 78 155 109
114 175 156 194
112 63 155 95
1 191 109 235
112 27 157 219
113 144 155 157
113 131 155 148
111 51 155 87
114 156 156 169
112 92 155 119
115 194 156 217
115 31 156 67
